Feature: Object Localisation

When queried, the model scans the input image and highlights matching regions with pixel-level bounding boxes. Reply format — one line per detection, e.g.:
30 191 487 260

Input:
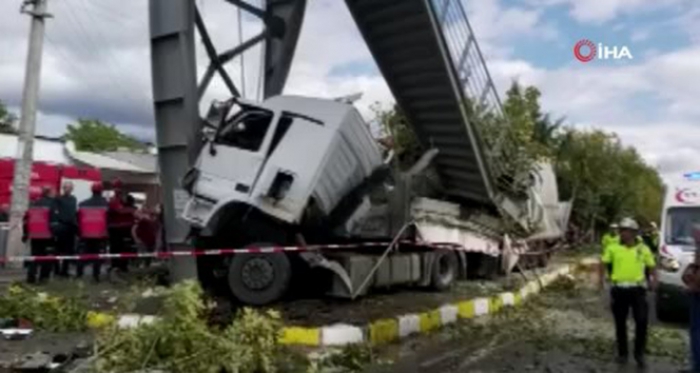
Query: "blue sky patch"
328 60 379 78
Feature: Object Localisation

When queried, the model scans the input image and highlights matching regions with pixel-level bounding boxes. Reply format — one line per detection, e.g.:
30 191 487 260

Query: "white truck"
180 95 570 305
150 0 572 306
656 171 700 320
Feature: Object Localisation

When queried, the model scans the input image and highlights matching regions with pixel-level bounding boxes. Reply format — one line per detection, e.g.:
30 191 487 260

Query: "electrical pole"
5 0 50 265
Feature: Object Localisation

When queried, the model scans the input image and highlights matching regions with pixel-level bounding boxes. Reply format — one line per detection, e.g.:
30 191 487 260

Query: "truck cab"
182 95 383 240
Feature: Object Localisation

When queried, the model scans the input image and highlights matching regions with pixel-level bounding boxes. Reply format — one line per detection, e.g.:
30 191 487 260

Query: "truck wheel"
228 250 291 306
431 251 458 291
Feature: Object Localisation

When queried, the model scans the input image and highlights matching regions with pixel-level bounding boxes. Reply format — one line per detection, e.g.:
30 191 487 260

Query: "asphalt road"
366 272 689 373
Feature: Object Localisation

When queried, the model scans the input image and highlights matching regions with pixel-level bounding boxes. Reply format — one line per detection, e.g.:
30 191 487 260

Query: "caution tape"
0 240 469 264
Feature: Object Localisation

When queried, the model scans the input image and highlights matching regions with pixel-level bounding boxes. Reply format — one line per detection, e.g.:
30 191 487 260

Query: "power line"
55 0 151 118
43 32 115 107
237 5 246 98
74 0 152 100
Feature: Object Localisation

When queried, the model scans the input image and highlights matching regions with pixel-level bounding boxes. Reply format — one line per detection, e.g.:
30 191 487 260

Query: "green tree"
502 82 564 160
370 81 664 239
65 118 146 152
554 128 663 233
371 102 422 170
0 100 18 134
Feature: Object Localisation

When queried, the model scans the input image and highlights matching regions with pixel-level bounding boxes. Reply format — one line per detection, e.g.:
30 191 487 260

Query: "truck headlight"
659 255 680 272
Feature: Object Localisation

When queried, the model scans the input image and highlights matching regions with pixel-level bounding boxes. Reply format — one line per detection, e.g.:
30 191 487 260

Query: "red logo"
574 39 597 62
676 188 700 204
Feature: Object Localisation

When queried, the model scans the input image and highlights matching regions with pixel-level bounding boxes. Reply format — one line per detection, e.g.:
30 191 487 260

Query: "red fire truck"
0 158 102 210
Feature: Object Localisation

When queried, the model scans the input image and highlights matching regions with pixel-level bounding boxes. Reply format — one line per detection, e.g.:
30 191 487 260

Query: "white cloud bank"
0 0 697 178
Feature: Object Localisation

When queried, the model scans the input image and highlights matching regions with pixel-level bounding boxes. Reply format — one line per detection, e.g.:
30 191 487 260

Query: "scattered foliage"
0 283 89 332
92 280 285 373
308 344 384 373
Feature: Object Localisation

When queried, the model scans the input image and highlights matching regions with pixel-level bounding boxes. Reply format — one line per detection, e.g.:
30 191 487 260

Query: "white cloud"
284 0 387 119
464 0 560 57
616 123 700 178
486 44 700 176
630 29 651 42
1 0 698 179
528 0 690 23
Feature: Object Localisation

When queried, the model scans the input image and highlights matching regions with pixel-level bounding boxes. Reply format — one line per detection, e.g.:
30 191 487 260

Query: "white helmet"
618 217 639 231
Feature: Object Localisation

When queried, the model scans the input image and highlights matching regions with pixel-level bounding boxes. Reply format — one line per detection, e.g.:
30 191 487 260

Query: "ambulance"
656 171 700 321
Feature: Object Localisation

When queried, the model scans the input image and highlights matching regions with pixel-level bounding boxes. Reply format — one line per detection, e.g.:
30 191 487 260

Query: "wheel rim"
438 255 454 283
241 257 275 290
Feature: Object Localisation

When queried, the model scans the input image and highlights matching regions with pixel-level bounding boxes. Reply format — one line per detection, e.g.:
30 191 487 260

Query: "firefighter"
133 205 158 268
54 181 78 277
108 179 136 273
0 203 9 222
76 182 109 282
22 186 58 284
599 217 657 368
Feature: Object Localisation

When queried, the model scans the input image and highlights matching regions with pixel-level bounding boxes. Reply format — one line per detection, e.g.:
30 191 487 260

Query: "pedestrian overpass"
346 0 532 230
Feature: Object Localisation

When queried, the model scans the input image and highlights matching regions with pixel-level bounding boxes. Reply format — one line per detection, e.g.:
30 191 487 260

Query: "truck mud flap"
299 252 354 297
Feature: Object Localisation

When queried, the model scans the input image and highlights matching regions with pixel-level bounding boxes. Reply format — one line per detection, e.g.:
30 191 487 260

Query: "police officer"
642 222 660 253
22 186 58 284
602 223 619 251
599 217 657 368
54 181 78 277
76 182 109 282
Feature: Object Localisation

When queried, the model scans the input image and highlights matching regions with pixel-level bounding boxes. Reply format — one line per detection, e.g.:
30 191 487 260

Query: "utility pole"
5 0 51 265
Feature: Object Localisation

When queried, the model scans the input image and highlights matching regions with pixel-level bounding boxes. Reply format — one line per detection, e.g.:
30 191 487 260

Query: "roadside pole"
5 0 51 267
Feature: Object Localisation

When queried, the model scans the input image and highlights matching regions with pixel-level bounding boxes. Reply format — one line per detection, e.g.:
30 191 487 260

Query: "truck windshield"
665 207 700 245
216 106 273 152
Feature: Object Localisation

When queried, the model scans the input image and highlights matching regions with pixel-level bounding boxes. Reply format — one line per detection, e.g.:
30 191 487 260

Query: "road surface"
366 269 689 373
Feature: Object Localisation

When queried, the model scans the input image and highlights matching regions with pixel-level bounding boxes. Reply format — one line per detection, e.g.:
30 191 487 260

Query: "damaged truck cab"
182 95 383 233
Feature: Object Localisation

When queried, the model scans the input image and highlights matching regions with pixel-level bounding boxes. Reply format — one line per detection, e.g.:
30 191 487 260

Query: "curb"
112 258 597 347
278 259 593 347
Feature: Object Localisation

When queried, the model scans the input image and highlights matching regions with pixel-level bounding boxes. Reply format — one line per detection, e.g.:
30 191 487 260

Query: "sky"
0 0 698 180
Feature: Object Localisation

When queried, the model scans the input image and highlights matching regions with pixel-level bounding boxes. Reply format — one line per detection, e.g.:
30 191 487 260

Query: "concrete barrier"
276 261 581 347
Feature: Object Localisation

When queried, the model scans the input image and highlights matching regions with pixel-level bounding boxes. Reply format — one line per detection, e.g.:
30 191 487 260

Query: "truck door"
197 106 276 196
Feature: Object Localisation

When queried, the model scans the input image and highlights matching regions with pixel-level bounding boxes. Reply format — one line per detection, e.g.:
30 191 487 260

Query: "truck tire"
228 249 291 306
431 251 458 291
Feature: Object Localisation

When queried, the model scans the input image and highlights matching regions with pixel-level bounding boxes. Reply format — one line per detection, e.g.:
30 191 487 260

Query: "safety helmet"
91 182 104 193
618 217 639 231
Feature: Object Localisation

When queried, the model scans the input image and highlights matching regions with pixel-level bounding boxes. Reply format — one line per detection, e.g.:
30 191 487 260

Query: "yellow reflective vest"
601 233 619 250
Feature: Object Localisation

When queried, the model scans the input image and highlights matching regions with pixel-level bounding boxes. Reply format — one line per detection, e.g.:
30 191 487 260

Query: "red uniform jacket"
108 195 135 229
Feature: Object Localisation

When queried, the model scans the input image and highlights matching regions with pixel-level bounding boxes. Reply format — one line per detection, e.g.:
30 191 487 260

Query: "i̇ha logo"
574 39 633 62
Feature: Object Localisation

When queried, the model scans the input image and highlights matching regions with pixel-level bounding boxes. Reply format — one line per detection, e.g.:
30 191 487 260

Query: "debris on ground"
370 266 689 373
0 253 604 372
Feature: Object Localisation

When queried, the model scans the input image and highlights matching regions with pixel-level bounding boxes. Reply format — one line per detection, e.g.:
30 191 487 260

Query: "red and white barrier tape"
0 240 468 264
